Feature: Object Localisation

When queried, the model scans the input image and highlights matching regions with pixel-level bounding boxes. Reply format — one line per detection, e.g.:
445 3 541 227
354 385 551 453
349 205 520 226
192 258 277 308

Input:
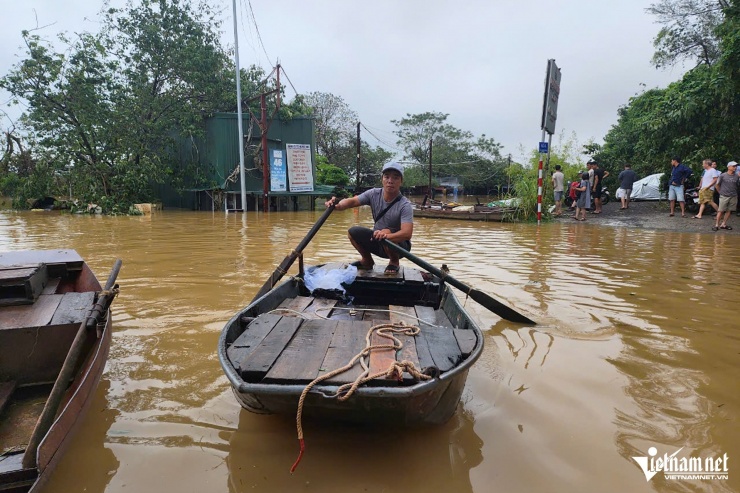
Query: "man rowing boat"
325 161 413 274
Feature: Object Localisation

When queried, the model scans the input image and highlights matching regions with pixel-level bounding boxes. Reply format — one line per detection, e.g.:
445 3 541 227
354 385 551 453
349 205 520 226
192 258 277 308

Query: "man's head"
728 161 738 174
671 156 681 166
702 159 712 169
555 165 561 171
624 163 632 169
587 159 597 168
711 161 718 169
381 161 404 180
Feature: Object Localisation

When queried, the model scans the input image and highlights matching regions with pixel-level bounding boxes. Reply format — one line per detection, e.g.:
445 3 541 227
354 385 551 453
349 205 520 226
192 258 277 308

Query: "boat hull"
0 251 114 493
218 269 483 427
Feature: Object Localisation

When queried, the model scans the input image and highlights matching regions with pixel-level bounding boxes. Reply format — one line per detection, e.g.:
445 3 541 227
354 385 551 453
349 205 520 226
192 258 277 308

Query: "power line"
360 123 403 152
280 65 299 97
246 0 271 65
238 0 262 66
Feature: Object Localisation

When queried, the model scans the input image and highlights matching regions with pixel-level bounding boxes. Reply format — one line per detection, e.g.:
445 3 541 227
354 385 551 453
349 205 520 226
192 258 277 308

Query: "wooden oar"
23 259 122 469
381 239 536 325
252 201 337 302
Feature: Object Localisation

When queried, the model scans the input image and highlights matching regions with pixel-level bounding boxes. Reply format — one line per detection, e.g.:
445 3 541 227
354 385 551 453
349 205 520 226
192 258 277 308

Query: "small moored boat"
218 262 483 426
0 250 119 493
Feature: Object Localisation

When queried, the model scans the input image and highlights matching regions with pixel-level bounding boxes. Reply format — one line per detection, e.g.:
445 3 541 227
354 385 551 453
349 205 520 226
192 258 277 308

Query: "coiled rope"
290 321 431 473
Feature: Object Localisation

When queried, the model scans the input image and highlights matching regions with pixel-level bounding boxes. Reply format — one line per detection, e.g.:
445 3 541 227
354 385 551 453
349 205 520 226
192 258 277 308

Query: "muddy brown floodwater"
0 208 737 493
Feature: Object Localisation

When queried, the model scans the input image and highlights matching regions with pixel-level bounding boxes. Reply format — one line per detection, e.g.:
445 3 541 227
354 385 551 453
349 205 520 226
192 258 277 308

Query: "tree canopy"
0 0 278 211
595 0 738 181
392 112 506 194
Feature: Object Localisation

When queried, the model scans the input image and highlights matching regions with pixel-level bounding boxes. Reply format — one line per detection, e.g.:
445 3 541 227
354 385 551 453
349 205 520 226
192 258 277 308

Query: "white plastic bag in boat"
303 264 358 294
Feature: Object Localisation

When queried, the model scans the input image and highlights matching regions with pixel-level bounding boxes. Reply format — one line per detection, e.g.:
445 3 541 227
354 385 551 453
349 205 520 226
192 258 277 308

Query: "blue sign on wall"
270 149 287 191
539 142 549 153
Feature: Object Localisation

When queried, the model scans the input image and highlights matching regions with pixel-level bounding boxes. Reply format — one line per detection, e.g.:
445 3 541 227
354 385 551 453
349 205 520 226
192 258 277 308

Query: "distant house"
157 113 334 211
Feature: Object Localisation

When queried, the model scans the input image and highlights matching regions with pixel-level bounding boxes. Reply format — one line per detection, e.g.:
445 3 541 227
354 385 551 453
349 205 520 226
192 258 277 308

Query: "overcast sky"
0 0 686 164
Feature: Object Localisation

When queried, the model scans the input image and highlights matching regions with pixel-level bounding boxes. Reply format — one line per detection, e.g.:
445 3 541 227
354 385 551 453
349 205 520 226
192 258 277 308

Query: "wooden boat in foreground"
0 250 118 493
218 262 483 426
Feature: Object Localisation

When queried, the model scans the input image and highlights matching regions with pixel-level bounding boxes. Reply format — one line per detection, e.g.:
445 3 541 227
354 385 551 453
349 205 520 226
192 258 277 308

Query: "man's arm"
373 222 413 243
326 196 361 210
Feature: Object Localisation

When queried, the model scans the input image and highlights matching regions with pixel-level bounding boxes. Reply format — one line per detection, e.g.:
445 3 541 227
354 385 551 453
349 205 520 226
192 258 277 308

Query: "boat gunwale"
217 277 484 398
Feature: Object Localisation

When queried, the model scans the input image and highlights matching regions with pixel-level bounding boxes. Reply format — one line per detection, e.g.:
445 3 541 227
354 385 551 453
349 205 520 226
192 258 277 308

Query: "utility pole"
356 122 361 190
507 153 511 196
232 0 246 213
428 138 433 199
261 92 268 212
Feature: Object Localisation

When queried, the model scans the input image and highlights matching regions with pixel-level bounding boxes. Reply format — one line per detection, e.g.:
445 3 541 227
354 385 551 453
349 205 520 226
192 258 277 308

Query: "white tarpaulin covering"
630 173 666 201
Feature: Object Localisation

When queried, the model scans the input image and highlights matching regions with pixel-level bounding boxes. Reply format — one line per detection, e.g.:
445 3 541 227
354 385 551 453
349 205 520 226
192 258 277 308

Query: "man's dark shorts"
348 226 411 258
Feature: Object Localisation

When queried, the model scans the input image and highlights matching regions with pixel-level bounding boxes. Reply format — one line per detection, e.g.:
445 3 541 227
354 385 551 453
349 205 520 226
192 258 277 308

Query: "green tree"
0 0 264 212
647 0 726 68
597 0 738 180
315 155 349 186
303 92 358 163
392 111 505 193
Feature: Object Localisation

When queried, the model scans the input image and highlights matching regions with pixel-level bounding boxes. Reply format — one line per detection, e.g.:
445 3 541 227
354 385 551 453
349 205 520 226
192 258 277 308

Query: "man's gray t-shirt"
357 188 413 232
618 169 638 190
716 172 739 197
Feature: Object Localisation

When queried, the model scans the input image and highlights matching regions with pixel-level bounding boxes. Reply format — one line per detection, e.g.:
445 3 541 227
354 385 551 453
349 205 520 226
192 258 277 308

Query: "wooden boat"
412 204 514 222
218 262 483 426
0 250 119 493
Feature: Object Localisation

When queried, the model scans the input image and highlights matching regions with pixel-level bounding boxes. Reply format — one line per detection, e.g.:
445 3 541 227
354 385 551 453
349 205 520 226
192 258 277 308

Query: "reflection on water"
1 209 738 493
226 407 482 493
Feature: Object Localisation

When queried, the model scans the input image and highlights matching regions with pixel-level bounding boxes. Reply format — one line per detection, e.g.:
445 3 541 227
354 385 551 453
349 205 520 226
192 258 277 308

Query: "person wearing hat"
712 161 739 231
325 161 413 273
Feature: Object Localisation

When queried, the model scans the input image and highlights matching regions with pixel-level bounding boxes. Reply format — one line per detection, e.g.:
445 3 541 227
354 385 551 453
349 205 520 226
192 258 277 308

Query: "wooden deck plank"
49 291 95 325
453 329 477 357
276 296 314 314
389 305 421 371
264 319 338 383
403 267 425 284
413 305 447 371
358 305 390 323
369 329 398 381
413 305 461 372
323 320 372 384
0 250 83 269
41 277 61 295
0 294 63 330
238 317 304 382
227 313 283 373
326 303 356 321
0 264 48 306
302 297 338 319
356 263 404 282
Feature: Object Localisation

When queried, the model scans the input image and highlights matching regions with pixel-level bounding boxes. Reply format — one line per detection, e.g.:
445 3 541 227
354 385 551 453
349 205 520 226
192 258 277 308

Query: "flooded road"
1 209 737 493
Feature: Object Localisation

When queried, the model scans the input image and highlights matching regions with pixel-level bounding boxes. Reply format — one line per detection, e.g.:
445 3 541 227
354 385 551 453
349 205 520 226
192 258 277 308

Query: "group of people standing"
551 160 610 221
668 156 739 230
551 156 739 231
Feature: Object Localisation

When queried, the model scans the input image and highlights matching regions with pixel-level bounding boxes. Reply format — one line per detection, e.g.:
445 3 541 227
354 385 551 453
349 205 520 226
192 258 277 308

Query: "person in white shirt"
551 165 565 216
694 159 721 219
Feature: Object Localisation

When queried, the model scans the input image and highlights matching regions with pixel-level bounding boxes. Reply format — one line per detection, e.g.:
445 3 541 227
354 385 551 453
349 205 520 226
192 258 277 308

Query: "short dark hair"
671 156 681 162
624 163 631 168
582 172 589 180
555 165 561 170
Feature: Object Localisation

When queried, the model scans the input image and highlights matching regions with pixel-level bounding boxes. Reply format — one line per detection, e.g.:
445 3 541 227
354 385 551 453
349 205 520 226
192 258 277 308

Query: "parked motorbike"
685 186 700 213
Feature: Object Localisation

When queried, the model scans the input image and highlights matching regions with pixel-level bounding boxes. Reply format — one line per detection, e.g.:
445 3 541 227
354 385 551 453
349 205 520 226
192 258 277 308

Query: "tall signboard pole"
232 0 247 213
538 59 562 225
